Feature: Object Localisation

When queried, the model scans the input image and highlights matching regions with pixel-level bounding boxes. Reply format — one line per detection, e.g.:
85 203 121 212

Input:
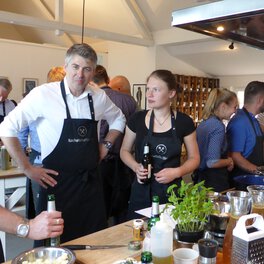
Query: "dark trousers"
99 156 134 225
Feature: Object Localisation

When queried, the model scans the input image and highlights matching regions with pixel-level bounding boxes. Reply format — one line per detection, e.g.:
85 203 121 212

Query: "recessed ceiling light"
217 25 225 32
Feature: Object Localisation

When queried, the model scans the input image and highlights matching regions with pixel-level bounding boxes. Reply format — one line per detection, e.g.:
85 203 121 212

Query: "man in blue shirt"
227 81 264 181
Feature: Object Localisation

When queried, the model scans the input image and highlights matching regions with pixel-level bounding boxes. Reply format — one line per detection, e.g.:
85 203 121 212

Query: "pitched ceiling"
0 0 264 77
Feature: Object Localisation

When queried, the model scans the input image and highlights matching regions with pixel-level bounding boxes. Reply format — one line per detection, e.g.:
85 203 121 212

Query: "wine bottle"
45 194 60 247
147 195 160 231
142 144 151 184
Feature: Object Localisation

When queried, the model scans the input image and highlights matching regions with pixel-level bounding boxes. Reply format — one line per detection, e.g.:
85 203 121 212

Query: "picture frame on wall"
133 84 147 110
23 78 38 95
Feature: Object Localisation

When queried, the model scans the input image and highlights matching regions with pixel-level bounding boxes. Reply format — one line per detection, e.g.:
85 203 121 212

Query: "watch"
102 140 113 150
16 218 30 238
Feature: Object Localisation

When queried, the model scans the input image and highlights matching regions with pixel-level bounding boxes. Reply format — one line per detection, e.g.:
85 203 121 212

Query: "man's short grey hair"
65 43 97 66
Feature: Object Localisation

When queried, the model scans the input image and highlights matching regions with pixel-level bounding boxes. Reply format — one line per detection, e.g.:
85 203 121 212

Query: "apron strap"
242 107 263 136
60 81 71 119
2 100 5 117
60 81 95 121
147 108 177 143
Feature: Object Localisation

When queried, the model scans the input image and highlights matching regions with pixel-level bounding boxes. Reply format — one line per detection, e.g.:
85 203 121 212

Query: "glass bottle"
45 194 60 247
222 191 251 263
1 146 10 170
147 195 160 231
141 251 153 264
142 144 151 184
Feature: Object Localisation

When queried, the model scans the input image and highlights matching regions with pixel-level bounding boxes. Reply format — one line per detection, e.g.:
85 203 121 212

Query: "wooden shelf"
173 74 219 126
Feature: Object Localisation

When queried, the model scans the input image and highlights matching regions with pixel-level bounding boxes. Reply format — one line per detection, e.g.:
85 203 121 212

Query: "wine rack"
173 74 220 126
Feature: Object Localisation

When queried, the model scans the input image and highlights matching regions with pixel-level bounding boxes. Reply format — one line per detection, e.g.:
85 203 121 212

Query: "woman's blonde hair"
47 66 66 82
202 88 237 120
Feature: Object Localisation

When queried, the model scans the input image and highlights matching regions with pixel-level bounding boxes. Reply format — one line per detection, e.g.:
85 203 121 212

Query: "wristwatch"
102 140 113 150
16 218 30 238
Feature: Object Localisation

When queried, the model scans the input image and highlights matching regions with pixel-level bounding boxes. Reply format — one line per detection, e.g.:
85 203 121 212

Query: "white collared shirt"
0 79 126 159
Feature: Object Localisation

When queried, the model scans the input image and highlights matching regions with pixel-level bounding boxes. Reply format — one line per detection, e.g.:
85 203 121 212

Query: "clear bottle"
142 144 151 184
222 191 251 263
141 251 153 264
147 195 160 231
1 146 10 170
150 213 173 264
45 194 60 247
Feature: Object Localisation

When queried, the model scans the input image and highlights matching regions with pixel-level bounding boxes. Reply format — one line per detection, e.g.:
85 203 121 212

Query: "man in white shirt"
0 43 126 245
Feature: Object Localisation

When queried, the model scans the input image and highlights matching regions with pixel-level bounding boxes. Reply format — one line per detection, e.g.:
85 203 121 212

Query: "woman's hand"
134 163 148 184
154 168 179 184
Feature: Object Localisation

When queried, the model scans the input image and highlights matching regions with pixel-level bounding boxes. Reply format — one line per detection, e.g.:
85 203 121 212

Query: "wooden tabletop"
5 219 225 263
0 167 24 179
63 220 141 264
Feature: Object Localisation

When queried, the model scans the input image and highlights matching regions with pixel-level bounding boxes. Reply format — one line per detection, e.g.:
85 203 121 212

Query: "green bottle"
141 251 153 264
147 195 160 231
45 194 60 247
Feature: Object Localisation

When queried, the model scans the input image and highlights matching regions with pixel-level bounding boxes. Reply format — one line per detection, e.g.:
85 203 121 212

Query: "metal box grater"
232 213 264 264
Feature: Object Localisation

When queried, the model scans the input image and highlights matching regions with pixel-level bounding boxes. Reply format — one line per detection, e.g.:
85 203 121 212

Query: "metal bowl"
11 247 76 264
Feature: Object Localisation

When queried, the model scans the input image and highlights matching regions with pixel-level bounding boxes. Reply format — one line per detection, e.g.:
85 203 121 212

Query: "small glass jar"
133 219 144 241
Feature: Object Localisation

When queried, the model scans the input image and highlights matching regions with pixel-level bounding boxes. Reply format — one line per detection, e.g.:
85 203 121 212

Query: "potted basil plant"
166 180 213 243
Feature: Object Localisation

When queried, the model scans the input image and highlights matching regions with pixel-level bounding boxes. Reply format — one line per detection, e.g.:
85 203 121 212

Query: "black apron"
0 101 6 123
35 81 107 245
230 107 264 180
128 110 182 219
0 240 4 263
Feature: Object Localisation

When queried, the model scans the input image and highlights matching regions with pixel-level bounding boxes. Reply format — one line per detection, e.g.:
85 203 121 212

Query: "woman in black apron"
195 88 238 192
120 70 200 219
35 81 107 245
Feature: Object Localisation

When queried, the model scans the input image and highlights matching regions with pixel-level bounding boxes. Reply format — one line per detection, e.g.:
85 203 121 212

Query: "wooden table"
5 219 224 264
0 167 26 257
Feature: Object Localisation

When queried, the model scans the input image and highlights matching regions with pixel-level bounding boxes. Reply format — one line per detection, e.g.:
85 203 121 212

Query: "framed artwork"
23 78 38 94
133 84 147 110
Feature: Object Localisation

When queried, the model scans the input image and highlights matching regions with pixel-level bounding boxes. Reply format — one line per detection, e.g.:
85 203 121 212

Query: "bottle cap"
133 219 144 228
198 238 218 258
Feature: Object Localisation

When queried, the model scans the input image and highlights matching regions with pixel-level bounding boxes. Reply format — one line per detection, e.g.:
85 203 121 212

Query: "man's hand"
28 211 64 240
24 165 58 188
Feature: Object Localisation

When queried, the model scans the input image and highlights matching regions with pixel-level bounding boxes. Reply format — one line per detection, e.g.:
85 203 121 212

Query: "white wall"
220 74 264 92
0 38 210 103
0 39 66 103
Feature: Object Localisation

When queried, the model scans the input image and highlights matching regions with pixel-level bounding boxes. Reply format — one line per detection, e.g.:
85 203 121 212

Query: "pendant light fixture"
81 0 86 43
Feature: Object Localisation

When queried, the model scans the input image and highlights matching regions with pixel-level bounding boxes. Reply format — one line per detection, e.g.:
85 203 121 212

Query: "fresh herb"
166 180 213 232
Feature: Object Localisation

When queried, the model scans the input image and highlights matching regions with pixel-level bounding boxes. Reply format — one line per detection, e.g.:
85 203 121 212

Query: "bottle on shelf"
141 251 153 264
150 213 173 264
1 146 10 170
142 144 151 184
45 194 60 247
147 195 160 231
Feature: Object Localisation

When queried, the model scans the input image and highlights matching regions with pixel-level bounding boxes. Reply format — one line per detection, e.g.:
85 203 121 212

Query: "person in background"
47 66 66 82
257 112 264 132
0 43 126 245
109 75 132 96
227 81 264 183
120 69 200 219
18 67 66 220
93 65 136 225
0 206 63 262
0 78 16 124
195 88 237 192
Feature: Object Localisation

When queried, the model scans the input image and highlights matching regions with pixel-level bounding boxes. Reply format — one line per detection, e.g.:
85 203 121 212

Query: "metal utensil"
64 244 127 250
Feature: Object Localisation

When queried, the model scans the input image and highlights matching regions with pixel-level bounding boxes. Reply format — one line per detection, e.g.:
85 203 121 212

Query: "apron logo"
77 126 87 137
156 144 167 155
